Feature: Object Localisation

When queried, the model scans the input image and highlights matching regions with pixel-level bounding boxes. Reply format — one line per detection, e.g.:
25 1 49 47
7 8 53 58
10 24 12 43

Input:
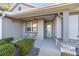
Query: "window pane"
32 27 37 32
25 22 37 32
33 22 37 27
18 7 21 11
26 22 32 27
32 22 37 32
27 27 31 31
25 22 32 32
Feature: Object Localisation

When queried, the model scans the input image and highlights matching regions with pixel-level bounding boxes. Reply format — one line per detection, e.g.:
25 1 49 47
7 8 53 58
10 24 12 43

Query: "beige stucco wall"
2 17 23 41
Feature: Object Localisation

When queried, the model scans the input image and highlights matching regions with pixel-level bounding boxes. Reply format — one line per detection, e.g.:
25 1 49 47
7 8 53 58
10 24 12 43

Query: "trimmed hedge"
0 37 16 56
2 37 14 43
0 43 16 56
0 40 8 45
16 38 34 56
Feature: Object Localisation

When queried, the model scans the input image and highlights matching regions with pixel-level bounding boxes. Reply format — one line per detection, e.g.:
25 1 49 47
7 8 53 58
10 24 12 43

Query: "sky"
0 3 52 8
6 3 51 8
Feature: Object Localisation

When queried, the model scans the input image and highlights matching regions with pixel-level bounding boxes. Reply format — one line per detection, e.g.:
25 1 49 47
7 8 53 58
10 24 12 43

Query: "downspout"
57 12 63 41
0 10 5 39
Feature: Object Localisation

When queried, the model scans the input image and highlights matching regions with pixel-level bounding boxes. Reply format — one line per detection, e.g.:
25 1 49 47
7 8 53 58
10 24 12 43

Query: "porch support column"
62 11 69 41
37 18 44 40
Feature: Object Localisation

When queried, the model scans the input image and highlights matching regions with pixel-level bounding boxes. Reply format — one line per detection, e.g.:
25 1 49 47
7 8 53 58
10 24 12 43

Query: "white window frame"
25 22 32 32
23 21 37 35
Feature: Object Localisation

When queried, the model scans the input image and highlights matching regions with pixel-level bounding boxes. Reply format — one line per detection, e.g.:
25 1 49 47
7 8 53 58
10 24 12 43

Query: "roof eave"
6 3 79 19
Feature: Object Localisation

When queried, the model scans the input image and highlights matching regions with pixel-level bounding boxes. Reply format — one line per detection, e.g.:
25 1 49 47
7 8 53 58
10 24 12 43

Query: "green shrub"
2 37 14 43
0 40 8 45
0 43 16 56
16 38 34 55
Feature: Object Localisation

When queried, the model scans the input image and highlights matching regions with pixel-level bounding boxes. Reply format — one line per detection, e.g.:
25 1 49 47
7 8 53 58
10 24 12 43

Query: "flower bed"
15 38 34 56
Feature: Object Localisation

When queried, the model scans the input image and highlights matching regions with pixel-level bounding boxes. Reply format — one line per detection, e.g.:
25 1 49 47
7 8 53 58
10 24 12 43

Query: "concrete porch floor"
34 39 61 56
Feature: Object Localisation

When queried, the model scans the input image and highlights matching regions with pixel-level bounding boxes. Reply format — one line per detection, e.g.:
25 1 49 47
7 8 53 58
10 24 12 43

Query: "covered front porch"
23 10 70 56
2 4 79 56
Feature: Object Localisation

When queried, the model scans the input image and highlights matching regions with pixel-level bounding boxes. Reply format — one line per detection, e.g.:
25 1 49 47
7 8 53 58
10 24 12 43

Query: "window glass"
25 21 37 32
32 27 37 32
27 27 31 31
26 22 32 27
33 22 37 27
18 7 21 11
32 22 37 32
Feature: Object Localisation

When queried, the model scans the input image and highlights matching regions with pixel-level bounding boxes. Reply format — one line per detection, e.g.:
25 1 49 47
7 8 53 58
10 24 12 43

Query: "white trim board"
0 17 2 39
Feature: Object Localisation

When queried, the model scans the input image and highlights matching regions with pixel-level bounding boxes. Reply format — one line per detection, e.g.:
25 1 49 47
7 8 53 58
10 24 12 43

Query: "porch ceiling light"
33 18 37 22
58 12 63 18
34 18 36 20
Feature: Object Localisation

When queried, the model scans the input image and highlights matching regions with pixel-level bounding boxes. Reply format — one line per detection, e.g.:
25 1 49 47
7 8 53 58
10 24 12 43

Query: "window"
25 22 32 32
25 21 37 33
18 7 21 11
32 22 37 32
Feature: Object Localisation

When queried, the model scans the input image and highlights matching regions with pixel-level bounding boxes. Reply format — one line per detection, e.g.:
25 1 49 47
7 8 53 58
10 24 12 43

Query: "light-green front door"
45 22 53 39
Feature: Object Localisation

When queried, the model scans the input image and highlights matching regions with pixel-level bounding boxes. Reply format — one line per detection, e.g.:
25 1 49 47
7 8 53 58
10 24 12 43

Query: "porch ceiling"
19 14 57 21
5 3 79 20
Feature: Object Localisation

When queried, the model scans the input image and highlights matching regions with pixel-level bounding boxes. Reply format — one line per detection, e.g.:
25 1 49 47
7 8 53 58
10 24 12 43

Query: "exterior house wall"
2 17 23 41
12 4 34 12
69 15 79 40
52 19 56 40
23 21 37 39
23 19 44 40
36 19 44 40
55 15 79 40
0 17 2 39
2 14 79 41
55 16 62 39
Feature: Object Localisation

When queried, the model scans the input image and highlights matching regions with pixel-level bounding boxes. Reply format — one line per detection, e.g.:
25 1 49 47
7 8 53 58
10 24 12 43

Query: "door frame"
44 21 53 39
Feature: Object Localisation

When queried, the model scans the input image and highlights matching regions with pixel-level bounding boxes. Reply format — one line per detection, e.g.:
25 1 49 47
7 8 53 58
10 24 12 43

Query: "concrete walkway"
34 39 61 56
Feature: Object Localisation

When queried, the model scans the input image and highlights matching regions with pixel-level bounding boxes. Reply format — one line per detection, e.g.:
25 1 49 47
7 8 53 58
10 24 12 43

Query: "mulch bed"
61 52 74 56
15 47 40 56
28 47 40 56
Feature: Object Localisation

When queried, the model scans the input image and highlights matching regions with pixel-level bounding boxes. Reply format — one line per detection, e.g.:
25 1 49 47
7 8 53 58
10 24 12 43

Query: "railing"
55 38 62 48
55 38 78 55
